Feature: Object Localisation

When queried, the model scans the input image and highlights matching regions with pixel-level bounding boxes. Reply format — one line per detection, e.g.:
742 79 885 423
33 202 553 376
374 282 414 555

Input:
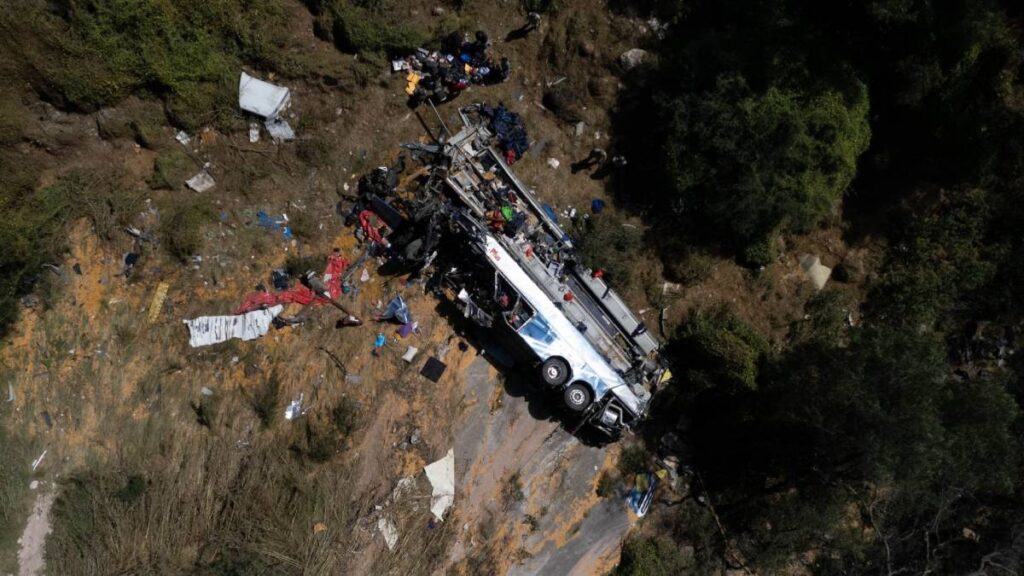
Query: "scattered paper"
186 171 216 193
284 392 305 421
175 131 191 146
248 122 261 143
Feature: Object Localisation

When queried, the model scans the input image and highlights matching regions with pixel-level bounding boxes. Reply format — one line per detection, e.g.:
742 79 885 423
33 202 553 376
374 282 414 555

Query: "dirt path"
448 356 633 574
17 491 53 576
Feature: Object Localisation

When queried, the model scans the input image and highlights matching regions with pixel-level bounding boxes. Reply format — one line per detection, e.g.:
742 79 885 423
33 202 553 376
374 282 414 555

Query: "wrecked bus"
441 212 654 438
362 103 668 438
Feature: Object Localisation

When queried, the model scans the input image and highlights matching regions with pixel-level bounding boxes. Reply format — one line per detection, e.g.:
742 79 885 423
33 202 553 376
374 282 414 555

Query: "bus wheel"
564 382 592 412
541 357 570 387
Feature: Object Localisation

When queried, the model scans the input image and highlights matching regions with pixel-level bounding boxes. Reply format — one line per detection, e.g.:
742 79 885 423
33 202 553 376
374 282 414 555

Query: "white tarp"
183 305 283 347
238 72 291 118
377 517 398 551
799 254 832 290
424 448 455 521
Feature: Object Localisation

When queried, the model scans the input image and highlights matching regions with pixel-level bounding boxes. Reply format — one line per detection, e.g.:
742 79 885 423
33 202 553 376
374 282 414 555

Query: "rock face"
619 48 649 71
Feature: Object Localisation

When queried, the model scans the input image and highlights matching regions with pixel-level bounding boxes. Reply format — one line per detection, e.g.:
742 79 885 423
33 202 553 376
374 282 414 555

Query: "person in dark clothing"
571 147 608 173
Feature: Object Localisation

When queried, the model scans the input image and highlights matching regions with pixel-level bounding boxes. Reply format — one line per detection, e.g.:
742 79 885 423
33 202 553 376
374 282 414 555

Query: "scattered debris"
373 333 387 355
248 122 261 143
147 282 169 323
238 72 291 118
420 357 447 382
185 170 216 193
377 517 399 551
200 387 215 396
402 346 419 363
626 470 663 517
284 392 305 421
424 448 455 521
378 296 411 324
265 117 296 142
7 383 14 402
313 522 328 535
40 411 52 430
72 263 82 275
175 130 191 146
799 254 832 290
183 305 284 347
398 34 511 106
360 268 371 282
546 158 560 170
591 198 606 214
31 450 47 471
235 253 360 325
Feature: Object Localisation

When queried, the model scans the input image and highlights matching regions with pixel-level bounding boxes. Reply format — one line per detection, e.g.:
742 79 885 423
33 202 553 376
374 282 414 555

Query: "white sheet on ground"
184 305 283 347
424 448 455 521
185 171 215 193
238 72 291 118
377 517 398 551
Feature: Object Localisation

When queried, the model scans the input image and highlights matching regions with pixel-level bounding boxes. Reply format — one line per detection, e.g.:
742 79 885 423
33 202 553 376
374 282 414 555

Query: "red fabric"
359 210 387 245
505 149 516 165
235 254 348 314
563 291 575 302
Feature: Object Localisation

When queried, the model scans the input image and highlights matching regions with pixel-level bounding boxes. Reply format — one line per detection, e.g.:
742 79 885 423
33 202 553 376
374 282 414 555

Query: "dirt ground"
0 1 861 574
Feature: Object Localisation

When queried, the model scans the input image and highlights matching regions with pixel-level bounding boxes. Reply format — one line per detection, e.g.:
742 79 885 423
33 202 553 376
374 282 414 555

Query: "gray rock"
619 48 649 71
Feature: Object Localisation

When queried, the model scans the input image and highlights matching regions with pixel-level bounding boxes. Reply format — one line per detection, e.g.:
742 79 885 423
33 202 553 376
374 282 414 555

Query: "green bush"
613 535 693 576
13 0 298 130
740 234 778 267
616 445 649 477
574 213 643 286
149 150 190 190
159 198 212 261
675 306 769 391
666 247 715 284
318 1 428 55
663 73 870 255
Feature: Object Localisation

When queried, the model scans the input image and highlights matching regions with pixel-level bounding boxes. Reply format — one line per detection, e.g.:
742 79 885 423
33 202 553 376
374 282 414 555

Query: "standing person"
525 12 541 32
571 147 608 173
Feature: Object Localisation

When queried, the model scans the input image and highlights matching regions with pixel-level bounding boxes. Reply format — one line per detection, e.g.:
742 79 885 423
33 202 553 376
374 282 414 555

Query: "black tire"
563 382 592 412
541 357 570 387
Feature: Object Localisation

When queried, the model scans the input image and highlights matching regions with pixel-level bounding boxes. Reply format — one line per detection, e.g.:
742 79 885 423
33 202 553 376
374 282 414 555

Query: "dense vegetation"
615 0 1024 574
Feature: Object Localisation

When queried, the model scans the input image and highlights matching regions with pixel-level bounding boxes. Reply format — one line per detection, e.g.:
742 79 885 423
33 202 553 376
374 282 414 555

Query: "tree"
663 73 870 259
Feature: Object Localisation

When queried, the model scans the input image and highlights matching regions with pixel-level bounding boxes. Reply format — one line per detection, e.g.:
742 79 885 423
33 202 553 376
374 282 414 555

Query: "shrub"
616 444 649 477
674 306 769 391
159 198 212 261
666 247 715 284
149 150 190 190
574 213 643 286
613 535 693 576
13 0 298 130
740 234 778 267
